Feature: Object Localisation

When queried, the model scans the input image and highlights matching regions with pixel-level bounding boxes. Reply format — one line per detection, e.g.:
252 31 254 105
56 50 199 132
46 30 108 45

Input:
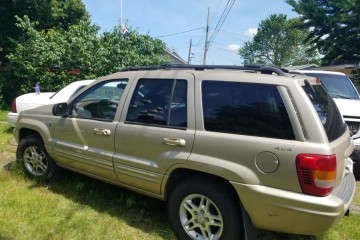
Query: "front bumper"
353 137 360 151
231 172 356 235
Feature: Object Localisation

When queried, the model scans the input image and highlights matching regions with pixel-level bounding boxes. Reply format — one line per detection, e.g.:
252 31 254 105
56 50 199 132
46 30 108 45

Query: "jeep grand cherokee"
14 65 356 240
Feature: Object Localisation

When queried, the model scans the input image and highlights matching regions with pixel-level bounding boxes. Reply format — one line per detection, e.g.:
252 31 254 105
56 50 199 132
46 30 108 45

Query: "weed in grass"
74 181 86 192
126 195 137 209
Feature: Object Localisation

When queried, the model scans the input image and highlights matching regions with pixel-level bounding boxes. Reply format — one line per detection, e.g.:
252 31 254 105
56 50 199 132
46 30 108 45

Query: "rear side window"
303 83 346 142
202 81 295 140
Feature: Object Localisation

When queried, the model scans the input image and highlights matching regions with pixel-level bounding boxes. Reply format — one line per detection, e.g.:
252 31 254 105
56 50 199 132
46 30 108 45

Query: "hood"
20 104 54 116
16 92 56 112
333 98 360 117
16 92 56 103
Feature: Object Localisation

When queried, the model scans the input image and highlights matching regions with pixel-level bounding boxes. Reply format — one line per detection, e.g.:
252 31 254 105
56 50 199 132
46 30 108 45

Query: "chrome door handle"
93 128 111 136
163 138 186 147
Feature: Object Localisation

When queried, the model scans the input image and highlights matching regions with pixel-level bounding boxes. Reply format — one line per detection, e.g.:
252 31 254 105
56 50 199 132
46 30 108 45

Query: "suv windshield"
303 83 346 142
304 73 359 100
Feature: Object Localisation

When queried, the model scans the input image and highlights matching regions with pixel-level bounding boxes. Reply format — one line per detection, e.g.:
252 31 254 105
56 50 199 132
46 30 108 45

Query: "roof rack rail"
119 64 288 76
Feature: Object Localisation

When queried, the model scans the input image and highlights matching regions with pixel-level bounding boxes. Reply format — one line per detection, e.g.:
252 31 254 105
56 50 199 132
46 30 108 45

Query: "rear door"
113 71 195 194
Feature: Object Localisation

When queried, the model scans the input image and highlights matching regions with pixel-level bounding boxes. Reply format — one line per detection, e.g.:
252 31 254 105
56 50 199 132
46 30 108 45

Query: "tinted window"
202 81 295 139
303 83 346 142
304 73 359 100
126 79 187 128
71 80 128 120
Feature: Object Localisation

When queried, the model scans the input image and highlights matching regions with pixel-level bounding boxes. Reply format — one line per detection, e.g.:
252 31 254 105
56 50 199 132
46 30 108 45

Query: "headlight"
346 121 360 136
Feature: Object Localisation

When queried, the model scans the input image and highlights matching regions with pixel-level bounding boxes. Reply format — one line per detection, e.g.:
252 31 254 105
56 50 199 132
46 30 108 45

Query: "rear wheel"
168 177 244 240
17 135 59 180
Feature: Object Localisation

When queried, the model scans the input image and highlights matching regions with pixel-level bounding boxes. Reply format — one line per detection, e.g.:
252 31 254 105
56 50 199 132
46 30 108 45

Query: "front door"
52 79 128 181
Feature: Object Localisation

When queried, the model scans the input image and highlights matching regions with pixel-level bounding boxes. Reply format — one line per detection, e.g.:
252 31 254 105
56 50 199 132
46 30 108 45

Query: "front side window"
71 79 128 120
126 79 187 128
202 81 295 140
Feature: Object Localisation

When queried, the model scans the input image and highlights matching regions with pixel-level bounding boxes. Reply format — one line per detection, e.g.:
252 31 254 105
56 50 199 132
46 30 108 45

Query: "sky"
82 0 299 65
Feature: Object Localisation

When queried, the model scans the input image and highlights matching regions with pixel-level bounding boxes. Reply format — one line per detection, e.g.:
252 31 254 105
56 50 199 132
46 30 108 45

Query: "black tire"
354 162 360 180
16 135 59 180
350 150 360 180
168 177 244 240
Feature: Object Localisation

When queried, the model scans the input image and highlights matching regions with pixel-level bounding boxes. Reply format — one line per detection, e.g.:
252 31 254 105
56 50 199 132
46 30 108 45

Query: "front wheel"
168 177 244 240
354 162 360 180
16 135 58 180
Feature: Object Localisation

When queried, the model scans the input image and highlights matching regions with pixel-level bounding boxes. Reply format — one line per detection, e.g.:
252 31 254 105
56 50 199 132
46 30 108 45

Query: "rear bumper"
231 173 356 235
6 112 18 128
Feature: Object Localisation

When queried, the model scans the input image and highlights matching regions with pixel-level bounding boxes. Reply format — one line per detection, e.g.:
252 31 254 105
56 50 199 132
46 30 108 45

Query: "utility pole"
203 7 210 65
120 0 123 27
187 39 192 64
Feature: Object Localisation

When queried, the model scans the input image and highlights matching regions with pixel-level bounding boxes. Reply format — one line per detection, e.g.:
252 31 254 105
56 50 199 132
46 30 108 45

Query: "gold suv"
14 65 356 240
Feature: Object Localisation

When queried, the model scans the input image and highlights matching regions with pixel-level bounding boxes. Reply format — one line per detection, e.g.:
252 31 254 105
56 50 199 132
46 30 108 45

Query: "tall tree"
238 14 320 67
0 0 88 66
286 0 360 63
2 16 168 104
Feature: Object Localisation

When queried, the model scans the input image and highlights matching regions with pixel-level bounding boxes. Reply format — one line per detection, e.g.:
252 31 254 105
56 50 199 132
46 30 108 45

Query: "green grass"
0 109 16 153
0 167 176 240
0 111 7 121
0 109 359 240
0 123 14 152
1 166 359 240
0 108 10 121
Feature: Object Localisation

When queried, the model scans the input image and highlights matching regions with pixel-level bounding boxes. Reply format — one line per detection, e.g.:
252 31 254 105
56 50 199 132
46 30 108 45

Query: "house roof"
166 50 187 64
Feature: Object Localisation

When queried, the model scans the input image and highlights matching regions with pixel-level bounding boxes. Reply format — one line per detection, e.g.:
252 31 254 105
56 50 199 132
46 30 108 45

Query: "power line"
154 27 204 38
218 29 250 41
208 0 235 48
209 0 223 27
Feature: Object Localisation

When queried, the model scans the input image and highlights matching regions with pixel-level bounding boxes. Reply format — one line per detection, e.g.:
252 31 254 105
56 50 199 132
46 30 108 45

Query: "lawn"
0 109 359 240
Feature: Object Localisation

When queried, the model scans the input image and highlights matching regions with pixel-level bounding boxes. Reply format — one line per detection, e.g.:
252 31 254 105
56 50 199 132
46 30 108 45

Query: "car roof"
296 70 346 76
120 64 290 76
96 64 320 87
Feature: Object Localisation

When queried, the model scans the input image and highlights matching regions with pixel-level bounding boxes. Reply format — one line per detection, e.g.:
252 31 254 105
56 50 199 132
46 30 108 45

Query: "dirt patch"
350 203 360 214
0 150 16 169
0 139 16 169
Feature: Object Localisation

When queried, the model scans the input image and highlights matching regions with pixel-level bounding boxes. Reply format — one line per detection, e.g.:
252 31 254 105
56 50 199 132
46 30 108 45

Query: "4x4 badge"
274 146 292 152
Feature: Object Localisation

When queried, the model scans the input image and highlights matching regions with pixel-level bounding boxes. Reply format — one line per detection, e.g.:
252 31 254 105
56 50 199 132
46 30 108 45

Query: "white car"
7 80 94 127
294 70 360 178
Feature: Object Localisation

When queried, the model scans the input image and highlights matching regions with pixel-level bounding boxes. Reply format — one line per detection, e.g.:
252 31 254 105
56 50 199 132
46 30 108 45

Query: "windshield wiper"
331 94 351 99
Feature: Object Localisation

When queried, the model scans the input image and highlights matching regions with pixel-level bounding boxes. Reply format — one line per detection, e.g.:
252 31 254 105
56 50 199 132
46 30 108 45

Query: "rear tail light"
296 154 336 197
11 99 17 113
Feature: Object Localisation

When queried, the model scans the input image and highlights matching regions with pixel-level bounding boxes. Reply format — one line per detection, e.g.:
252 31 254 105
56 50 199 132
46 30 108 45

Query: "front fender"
14 106 55 148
